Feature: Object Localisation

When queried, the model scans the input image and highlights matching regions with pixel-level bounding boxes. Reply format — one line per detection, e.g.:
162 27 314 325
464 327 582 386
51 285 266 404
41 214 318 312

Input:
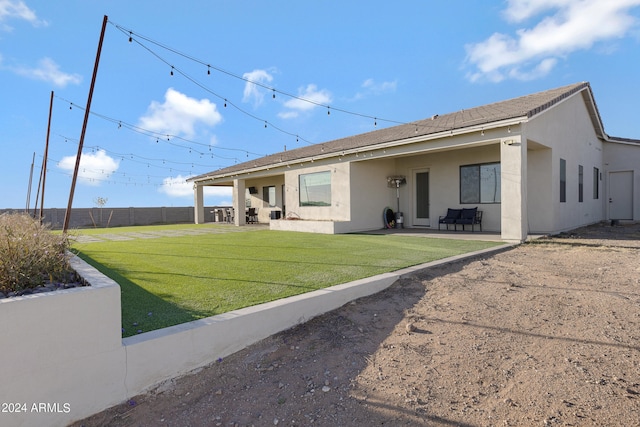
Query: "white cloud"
58 149 119 186
158 175 232 199
361 78 397 94
242 69 274 107
352 78 398 100
278 84 332 119
0 0 47 30
11 57 81 87
138 88 222 138
466 0 640 82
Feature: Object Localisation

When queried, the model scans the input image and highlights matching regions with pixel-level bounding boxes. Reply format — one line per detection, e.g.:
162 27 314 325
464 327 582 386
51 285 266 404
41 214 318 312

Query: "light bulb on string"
207 65 211 75
170 66 174 76
272 89 276 99
128 32 132 42
374 118 377 127
327 106 330 116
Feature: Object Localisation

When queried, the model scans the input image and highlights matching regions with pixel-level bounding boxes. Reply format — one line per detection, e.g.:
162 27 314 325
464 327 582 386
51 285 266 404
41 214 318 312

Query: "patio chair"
225 208 234 223
438 208 461 230
247 207 258 224
456 207 482 232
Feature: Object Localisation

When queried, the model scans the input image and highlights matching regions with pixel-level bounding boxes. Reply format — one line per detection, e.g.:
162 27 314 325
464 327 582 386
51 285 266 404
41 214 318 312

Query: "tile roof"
191 82 592 181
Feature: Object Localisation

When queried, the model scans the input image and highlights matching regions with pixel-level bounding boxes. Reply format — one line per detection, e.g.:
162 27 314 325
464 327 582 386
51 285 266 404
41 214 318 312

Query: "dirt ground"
74 223 640 427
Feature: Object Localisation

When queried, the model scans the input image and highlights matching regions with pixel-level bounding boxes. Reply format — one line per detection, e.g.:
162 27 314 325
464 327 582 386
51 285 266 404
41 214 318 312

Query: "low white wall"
0 255 126 427
270 219 341 234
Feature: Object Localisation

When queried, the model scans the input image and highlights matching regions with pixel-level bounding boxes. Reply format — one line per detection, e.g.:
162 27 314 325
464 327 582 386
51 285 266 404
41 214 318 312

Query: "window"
593 167 599 199
263 186 276 207
560 158 566 203
578 165 583 203
299 171 331 206
460 163 501 204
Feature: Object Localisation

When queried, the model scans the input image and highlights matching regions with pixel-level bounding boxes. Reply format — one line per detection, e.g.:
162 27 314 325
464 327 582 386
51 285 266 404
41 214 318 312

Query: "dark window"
299 171 331 207
460 163 501 204
593 167 599 199
578 165 583 203
560 158 566 203
263 186 276 207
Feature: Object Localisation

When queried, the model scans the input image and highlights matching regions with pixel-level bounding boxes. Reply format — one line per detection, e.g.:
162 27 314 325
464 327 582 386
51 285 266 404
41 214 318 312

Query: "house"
188 82 640 242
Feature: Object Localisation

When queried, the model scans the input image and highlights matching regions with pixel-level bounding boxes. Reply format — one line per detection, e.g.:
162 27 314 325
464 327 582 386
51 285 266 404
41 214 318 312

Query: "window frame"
299 171 332 207
263 185 276 208
459 162 501 204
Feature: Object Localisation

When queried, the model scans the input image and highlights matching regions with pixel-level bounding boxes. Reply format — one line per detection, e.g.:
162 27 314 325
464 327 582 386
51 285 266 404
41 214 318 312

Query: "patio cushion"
441 208 462 223
457 207 478 224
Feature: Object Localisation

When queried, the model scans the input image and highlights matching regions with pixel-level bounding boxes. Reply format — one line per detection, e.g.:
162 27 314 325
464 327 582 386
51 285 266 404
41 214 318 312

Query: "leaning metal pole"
38 90 54 223
63 15 108 233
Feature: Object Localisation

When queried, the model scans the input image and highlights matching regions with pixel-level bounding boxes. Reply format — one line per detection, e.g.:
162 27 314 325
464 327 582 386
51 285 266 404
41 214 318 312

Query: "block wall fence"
0 206 227 229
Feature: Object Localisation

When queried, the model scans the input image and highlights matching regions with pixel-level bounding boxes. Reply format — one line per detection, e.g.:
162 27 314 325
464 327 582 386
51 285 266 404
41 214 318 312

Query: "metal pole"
63 15 108 233
26 152 35 212
38 90 54 223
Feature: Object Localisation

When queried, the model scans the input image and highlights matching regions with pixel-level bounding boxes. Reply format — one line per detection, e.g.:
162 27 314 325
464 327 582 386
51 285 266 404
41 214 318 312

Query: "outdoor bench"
438 207 483 232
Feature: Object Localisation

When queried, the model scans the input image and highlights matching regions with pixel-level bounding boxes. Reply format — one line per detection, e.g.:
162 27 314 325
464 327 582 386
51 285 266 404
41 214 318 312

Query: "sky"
2 0 640 209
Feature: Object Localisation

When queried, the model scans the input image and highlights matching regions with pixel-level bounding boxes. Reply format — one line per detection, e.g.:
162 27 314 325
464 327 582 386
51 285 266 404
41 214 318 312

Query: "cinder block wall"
0 206 228 229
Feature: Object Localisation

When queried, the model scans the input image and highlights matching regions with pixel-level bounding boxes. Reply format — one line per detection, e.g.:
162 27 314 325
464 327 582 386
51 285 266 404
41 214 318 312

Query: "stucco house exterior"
189 82 640 242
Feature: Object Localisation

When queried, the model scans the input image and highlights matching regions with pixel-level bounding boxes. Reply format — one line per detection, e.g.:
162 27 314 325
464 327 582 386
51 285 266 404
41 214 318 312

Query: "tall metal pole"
26 152 35 212
63 15 108 233
38 90 54 223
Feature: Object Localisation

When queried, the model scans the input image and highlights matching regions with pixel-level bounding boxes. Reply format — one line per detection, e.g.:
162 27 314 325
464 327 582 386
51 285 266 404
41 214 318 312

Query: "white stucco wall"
243 176 285 222
525 93 606 233
396 144 503 232
282 162 351 222
603 141 640 220
349 159 398 231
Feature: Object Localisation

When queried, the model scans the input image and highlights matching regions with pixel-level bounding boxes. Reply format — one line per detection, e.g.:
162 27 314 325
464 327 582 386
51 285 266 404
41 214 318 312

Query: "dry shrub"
0 213 71 294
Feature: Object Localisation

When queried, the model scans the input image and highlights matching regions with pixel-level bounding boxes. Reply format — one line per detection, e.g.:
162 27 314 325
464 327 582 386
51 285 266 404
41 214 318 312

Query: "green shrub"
0 213 71 294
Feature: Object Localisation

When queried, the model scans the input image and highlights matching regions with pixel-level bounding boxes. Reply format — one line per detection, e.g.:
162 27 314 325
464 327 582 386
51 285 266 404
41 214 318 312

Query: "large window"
560 158 566 203
593 167 599 199
299 171 331 207
263 186 276 207
460 162 501 204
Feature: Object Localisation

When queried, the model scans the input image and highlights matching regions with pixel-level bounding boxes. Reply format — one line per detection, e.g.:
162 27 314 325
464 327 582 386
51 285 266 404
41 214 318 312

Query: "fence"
0 206 228 229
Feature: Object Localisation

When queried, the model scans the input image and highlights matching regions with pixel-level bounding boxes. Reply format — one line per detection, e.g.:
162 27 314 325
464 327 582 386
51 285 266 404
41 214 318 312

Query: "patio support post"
500 134 527 242
233 179 246 226
194 183 205 224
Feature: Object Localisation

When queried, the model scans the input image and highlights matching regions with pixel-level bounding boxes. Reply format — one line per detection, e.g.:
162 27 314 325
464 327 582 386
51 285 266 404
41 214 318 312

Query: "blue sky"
2 0 640 209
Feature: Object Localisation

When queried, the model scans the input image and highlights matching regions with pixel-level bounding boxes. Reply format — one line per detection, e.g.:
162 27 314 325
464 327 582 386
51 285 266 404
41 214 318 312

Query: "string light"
109 20 428 133
57 98 258 162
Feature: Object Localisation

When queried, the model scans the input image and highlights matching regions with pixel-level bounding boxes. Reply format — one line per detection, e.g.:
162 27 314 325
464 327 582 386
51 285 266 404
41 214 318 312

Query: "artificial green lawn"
70 224 502 337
